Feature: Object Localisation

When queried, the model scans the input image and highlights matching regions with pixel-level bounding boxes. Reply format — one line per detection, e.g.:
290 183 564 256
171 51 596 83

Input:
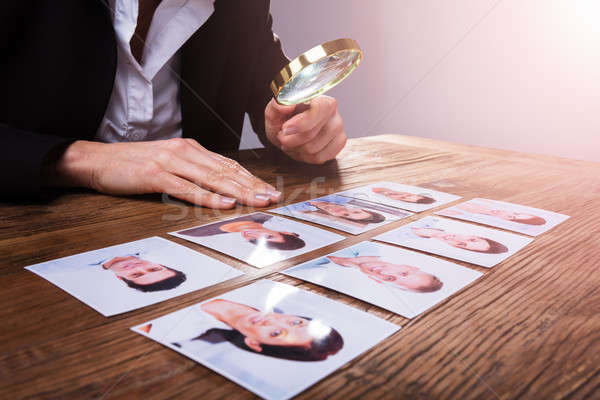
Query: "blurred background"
240 0 600 162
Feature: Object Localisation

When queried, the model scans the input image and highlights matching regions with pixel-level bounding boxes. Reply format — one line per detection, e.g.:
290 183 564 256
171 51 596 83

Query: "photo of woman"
371 187 435 204
375 216 533 268
435 198 570 236
174 299 343 362
271 194 411 235
171 212 345 268
133 280 399 400
411 227 508 254
337 181 461 212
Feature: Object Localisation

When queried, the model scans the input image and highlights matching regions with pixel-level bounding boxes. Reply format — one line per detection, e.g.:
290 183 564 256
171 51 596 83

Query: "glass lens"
277 49 361 105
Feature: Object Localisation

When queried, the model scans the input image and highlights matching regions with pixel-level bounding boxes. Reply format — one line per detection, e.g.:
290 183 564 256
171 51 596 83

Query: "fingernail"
268 190 282 199
283 126 297 135
220 197 236 205
255 193 271 202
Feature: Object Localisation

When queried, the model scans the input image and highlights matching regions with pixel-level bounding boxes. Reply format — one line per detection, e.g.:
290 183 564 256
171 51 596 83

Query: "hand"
264 95 347 164
44 139 281 208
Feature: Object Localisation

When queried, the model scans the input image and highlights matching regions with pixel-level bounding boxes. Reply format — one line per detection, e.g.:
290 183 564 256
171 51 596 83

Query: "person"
2 1 347 208
455 202 546 225
178 213 305 250
102 255 186 292
307 200 386 224
327 255 443 293
173 299 344 361
371 187 435 204
412 227 508 254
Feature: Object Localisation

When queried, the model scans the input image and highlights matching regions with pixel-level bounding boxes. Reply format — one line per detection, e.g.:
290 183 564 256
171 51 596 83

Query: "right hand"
44 138 281 208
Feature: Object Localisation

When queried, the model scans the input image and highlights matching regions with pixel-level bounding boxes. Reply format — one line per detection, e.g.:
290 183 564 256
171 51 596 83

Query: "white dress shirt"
96 0 214 142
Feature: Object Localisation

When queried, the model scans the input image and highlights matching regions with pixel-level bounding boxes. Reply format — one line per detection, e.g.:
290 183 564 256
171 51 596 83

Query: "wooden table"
2 135 600 400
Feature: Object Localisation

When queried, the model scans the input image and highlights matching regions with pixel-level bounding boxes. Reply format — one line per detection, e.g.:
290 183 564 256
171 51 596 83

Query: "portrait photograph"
25 237 243 316
283 241 482 318
435 198 570 236
374 216 533 268
270 194 412 235
170 212 345 268
131 280 399 400
336 181 461 212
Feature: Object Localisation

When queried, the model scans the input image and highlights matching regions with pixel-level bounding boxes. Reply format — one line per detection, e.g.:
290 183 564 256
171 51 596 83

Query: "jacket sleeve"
245 11 290 149
0 125 75 196
0 5 75 196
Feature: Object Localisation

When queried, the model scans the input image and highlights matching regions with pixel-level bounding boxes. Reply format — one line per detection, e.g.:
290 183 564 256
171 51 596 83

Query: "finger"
297 113 344 157
163 139 256 180
265 98 298 146
278 96 337 148
149 170 237 209
165 158 278 207
302 129 347 165
161 139 280 199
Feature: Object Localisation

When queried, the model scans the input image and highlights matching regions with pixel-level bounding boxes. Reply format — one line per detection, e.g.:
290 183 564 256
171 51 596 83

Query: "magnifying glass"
270 38 363 105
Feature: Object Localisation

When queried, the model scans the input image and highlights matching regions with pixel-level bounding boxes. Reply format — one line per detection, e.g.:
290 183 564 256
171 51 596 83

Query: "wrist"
42 140 99 189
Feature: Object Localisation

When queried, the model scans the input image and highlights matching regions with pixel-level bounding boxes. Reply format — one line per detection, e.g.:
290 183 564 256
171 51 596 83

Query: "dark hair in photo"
192 317 344 362
415 196 435 204
312 203 386 224
121 267 187 292
474 238 508 254
411 275 444 293
248 233 306 250
514 215 546 225
342 210 385 224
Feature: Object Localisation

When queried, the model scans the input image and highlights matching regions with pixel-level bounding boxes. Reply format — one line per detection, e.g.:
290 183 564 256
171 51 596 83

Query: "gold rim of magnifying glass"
270 38 363 105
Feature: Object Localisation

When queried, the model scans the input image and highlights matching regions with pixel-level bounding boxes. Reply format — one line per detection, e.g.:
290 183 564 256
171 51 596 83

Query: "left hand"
264 95 347 164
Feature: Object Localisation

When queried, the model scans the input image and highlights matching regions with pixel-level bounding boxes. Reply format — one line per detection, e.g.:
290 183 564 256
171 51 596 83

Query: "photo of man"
271 194 411 234
25 237 242 316
326 255 443 293
102 255 186 292
283 242 482 319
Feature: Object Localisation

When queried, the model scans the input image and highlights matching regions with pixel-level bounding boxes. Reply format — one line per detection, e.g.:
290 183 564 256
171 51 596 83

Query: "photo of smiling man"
132 280 399 400
283 242 482 318
375 216 533 268
25 237 243 316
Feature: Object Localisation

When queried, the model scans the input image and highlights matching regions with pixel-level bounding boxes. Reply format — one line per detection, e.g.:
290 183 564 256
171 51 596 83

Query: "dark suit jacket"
0 0 288 196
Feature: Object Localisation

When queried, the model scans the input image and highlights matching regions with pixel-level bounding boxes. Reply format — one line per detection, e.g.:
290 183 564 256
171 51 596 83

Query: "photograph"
25 237 243 316
132 280 399 400
374 216 533 268
435 198 570 236
336 181 461 212
170 212 345 268
283 241 482 318
270 194 412 234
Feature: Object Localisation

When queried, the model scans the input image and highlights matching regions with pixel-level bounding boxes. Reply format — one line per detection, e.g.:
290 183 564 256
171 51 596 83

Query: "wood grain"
1 134 600 400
